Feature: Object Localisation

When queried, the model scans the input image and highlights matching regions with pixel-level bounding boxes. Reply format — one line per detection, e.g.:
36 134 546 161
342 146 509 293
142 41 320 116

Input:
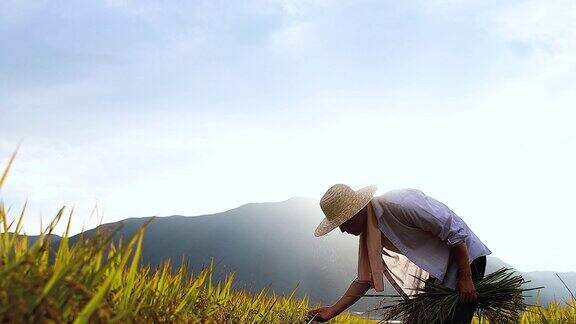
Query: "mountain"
26 233 62 246
486 257 576 304
21 197 576 311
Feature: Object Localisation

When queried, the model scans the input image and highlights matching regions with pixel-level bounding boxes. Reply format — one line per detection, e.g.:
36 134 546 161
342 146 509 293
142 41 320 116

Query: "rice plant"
515 279 576 324
0 148 373 323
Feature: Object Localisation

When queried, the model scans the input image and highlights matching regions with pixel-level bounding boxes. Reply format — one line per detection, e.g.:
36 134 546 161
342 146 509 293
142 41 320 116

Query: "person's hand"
306 306 335 322
457 275 477 303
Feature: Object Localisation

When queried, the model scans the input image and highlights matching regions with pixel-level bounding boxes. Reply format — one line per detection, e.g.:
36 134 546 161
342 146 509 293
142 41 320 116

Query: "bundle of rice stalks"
377 268 542 324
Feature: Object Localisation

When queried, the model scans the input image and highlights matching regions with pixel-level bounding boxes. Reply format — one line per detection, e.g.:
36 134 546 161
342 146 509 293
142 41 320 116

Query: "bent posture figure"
307 184 491 324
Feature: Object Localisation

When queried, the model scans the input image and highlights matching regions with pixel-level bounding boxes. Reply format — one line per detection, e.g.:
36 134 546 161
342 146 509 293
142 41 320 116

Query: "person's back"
374 188 491 289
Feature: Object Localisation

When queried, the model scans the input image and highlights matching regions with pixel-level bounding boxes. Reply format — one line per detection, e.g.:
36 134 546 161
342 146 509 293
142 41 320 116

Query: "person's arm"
308 279 371 321
451 241 477 303
331 279 372 315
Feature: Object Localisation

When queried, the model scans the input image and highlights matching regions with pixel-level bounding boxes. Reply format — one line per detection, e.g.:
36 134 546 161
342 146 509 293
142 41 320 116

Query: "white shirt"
371 189 492 296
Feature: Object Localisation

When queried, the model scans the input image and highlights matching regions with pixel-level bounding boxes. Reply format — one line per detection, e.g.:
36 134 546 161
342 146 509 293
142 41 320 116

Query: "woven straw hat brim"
314 185 377 237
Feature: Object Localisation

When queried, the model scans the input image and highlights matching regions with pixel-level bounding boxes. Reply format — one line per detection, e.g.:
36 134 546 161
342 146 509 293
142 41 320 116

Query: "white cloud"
492 0 576 85
269 21 309 51
495 0 576 49
266 0 337 17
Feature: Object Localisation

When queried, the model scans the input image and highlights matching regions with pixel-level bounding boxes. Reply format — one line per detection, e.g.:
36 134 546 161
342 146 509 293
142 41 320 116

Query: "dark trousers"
426 256 487 324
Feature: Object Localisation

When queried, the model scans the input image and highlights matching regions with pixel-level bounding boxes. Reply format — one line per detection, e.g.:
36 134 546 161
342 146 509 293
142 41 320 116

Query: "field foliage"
0 150 372 323
0 149 575 323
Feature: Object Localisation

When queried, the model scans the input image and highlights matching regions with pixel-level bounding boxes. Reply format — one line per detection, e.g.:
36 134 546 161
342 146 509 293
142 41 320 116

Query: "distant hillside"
486 257 576 304
22 197 575 311
25 233 62 246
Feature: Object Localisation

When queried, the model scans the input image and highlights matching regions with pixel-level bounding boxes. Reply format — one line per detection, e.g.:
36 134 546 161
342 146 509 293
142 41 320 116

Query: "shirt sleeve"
392 189 469 246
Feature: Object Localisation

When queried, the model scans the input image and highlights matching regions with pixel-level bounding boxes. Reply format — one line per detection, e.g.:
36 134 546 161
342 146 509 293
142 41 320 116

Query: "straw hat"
315 184 378 237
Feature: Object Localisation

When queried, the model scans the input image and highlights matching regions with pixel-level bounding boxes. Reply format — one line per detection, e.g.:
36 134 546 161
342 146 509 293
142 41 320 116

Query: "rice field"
1 149 575 323
0 176 363 323
0 149 375 323
471 300 576 323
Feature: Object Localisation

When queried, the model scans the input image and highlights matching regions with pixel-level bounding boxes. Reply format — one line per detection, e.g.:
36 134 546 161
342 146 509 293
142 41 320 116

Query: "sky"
1 0 575 272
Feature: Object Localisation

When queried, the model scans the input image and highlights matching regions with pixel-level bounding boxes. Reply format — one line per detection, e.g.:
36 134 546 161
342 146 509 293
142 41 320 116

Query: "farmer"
307 184 491 324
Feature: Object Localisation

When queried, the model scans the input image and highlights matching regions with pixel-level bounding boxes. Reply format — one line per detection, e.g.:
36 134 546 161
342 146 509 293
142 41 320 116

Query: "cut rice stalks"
375 268 542 324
